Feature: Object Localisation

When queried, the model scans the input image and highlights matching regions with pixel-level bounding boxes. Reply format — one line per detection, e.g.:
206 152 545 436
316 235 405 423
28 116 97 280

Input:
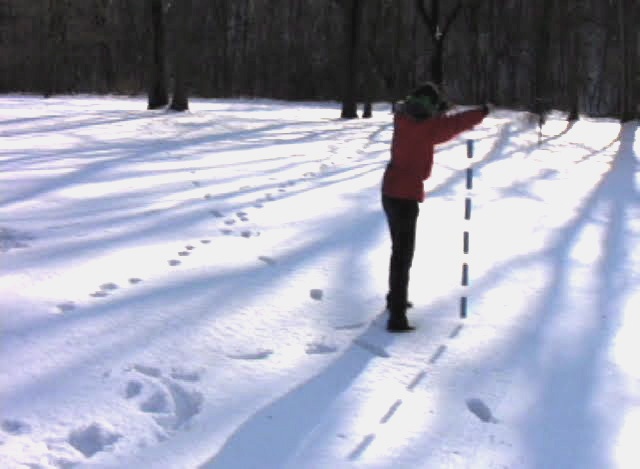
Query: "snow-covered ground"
0 95 638 469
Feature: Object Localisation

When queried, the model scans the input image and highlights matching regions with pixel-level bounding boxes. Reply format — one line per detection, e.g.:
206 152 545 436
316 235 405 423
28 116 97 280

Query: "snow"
0 95 638 469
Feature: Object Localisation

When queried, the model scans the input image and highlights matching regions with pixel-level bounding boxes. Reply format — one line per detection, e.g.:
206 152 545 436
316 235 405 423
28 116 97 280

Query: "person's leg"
382 195 419 329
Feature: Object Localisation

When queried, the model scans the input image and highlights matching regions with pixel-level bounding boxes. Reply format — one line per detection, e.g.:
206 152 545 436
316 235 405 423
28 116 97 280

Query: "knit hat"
404 82 449 119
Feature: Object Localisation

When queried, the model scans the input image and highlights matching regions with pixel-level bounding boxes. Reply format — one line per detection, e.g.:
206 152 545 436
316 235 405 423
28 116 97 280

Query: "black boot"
386 313 415 332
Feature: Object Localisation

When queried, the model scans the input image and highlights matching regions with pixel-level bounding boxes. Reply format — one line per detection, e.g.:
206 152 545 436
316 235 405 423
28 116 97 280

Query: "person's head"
404 82 449 119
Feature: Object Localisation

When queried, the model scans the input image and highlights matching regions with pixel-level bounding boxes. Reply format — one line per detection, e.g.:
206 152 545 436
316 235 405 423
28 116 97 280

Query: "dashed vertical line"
460 139 474 318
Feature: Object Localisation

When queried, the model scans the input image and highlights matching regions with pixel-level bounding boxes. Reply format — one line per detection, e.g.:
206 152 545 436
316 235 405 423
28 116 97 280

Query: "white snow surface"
0 95 639 469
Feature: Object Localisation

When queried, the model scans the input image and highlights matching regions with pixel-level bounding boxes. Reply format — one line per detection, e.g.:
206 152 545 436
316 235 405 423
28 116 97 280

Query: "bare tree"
43 0 68 97
415 0 467 86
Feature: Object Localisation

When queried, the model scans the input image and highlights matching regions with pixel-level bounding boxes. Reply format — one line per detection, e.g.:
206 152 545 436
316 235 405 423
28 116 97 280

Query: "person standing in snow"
382 82 488 332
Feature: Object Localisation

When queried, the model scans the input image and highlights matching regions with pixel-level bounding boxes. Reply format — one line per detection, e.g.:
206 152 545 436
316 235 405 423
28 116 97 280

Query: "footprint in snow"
140 390 170 413
178 251 190 257
200 239 211 244
67 423 121 458
127 365 204 432
129 278 143 285
185 245 195 251
168 259 181 266
310 289 323 300
1 419 31 435
125 380 143 399
210 210 224 218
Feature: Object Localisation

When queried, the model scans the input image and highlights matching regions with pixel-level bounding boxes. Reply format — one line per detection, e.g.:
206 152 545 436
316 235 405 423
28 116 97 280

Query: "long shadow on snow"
3 197 388 411
518 122 638 469
414 122 637 469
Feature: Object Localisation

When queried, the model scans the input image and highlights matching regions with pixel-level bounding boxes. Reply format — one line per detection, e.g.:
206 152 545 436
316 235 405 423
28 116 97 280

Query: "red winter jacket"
382 108 486 202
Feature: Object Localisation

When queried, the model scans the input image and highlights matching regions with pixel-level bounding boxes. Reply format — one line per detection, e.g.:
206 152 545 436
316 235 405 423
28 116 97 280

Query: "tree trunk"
169 0 191 112
147 0 168 109
340 0 362 119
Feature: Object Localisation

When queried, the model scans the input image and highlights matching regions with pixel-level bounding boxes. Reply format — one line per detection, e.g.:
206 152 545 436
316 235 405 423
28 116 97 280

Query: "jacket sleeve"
430 109 486 145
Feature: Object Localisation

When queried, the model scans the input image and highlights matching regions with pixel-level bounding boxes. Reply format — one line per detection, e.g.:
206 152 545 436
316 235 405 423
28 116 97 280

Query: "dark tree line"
0 0 637 120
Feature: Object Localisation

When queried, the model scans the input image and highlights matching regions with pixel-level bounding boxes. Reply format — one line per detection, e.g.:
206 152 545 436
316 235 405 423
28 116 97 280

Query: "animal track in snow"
56 302 76 313
90 283 119 298
258 256 276 265
240 230 260 238
210 210 224 218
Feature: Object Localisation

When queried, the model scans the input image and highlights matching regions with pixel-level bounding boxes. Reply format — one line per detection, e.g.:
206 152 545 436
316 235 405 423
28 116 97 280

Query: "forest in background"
0 0 638 120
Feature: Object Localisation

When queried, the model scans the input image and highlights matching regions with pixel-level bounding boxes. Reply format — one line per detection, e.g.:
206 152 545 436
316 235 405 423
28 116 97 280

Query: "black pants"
382 194 419 319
